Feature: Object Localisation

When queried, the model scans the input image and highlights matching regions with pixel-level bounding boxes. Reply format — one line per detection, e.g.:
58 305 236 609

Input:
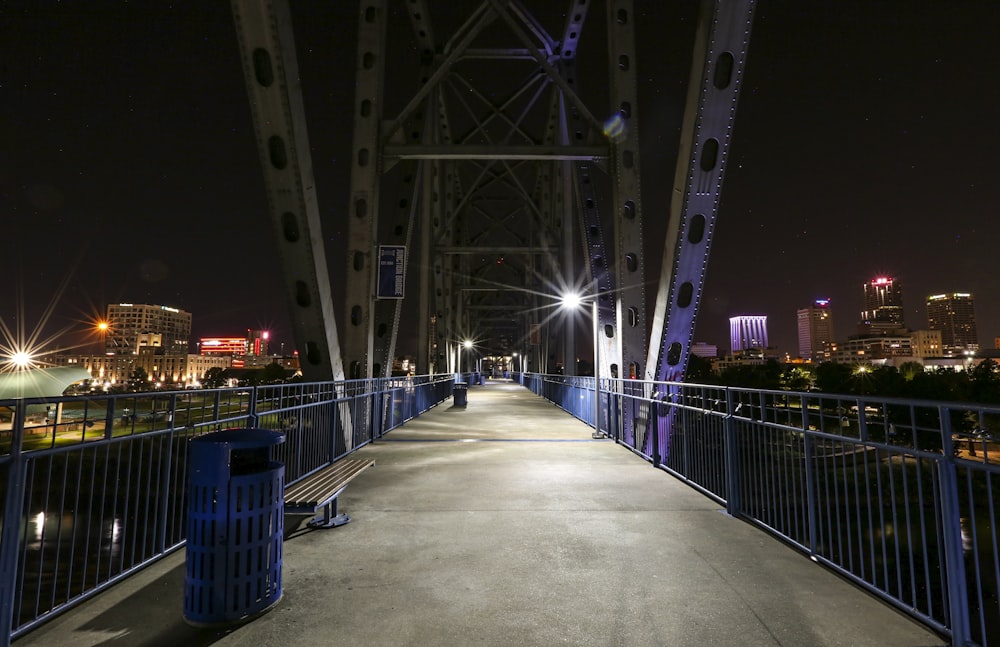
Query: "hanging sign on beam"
376 245 406 299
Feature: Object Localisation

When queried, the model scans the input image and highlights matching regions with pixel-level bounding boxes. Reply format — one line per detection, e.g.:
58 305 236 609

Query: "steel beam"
343 1 388 378
606 0 646 383
230 0 344 382
647 0 756 382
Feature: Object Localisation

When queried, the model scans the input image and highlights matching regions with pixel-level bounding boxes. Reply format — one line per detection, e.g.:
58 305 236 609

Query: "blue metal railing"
0 375 453 644
527 373 999 647
5 373 997 645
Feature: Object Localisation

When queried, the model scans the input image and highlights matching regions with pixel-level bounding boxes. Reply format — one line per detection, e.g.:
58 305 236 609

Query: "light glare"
560 292 584 310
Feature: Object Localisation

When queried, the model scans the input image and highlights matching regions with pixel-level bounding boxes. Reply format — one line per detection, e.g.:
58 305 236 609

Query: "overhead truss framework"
232 1 755 395
344 0 647 379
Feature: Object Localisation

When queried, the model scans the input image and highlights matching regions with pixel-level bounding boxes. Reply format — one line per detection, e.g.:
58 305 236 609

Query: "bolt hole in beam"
268 136 287 169
678 282 693 308
714 51 734 89
252 48 273 87
305 341 321 365
667 342 682 366
295 281 311 307
699 138 718 171
687 213 705 243
282 213 299 242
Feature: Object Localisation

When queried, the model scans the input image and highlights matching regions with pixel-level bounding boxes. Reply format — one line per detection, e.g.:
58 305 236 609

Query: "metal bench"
283 458 375 529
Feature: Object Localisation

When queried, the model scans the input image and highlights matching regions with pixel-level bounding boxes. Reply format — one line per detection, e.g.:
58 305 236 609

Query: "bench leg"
307 497 351 529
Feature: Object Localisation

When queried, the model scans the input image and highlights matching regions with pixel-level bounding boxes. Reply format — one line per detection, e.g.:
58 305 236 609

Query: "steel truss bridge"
229 0 754 395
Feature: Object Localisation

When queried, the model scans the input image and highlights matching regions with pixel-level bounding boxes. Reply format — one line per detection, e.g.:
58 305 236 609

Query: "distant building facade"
729 315 768 356
910 329 943 359
184 354 233 384
105 303 191 356
52 350 189 387
690 342 718 359
797 299 834 361
827 329 942 365
200 337 249 355
926 292 978 353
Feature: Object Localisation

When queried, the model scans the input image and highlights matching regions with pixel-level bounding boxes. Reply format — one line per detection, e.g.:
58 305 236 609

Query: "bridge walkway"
16 381 942 647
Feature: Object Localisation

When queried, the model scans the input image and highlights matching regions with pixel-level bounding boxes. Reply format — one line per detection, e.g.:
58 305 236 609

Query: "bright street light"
560 292 584 310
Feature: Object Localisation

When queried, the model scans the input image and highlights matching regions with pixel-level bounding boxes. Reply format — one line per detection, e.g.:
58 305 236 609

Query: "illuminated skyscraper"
797 299 834 361
730 315 768 356
926 293 978 352
861 276 905 333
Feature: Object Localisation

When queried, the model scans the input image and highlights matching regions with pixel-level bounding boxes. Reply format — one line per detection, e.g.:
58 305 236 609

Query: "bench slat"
284 458 375 510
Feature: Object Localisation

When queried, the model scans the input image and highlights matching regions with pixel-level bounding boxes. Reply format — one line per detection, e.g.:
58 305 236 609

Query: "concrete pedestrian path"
17 381 943 646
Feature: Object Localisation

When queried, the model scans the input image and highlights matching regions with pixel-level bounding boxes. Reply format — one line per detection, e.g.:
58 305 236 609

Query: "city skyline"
6 2 999 365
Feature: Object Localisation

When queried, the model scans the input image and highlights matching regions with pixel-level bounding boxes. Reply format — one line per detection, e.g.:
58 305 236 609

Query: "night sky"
4 1 999 361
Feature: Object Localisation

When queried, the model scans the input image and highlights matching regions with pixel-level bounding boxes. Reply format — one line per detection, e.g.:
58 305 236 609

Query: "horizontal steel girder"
383 144 608 161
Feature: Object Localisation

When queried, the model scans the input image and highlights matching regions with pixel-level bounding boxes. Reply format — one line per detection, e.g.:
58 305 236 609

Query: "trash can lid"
191 428 285 448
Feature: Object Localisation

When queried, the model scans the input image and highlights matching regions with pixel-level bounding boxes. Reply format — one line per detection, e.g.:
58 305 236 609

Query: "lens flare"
603 113 626 142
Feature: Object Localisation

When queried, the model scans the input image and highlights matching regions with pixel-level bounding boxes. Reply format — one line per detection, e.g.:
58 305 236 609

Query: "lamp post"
463 339 473 378
560 289 603 438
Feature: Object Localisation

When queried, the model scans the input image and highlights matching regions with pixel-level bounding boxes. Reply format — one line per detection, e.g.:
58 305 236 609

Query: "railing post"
723 388 740 517
372 380 384 439
0 400 29 647
155 392 180 554
938 406 971 646
650 395 661 466
611 389 620 443
248 385 259 427
802 416 819 556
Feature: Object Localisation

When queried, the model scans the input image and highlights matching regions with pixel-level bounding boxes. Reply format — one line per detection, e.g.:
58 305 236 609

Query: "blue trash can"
453 382 468 407
184 429 285 627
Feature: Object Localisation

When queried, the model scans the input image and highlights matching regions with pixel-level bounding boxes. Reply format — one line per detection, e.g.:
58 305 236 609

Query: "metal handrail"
528 373 999 647
0 375 454 645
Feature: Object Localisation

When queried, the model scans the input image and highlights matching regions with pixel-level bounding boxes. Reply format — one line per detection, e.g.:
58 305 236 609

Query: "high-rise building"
105 303 192 356
860 276 905 333
797 299 834 361
927 293 978 353
729 315 768 356
247 329 270 356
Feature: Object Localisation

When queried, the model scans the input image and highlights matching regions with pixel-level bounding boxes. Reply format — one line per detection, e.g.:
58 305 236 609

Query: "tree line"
686 356 1000 405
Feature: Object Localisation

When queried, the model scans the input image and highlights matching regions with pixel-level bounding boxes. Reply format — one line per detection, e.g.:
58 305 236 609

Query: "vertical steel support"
417 156 435 373
559 97 576 375
0 401 27 647
723 388 740 516
606 0 646 383
803 426 819 555
938 407 972 646
643 0 755 461
230 0 346 382
344 0 388 378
